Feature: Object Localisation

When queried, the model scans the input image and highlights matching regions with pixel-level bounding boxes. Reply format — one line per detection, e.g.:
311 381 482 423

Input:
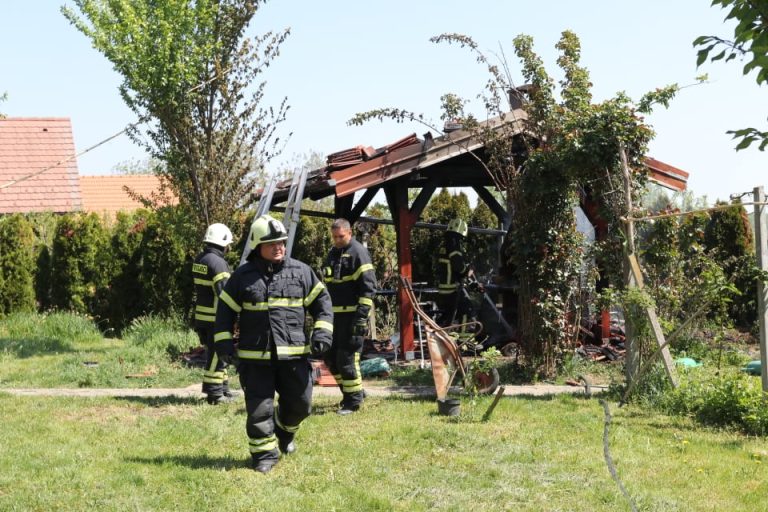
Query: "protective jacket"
192 246 231 327
214 256 333 363
323 238 377 322
437 232 469 296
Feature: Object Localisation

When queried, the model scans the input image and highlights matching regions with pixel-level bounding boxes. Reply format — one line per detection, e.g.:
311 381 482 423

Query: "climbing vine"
351 30 680 376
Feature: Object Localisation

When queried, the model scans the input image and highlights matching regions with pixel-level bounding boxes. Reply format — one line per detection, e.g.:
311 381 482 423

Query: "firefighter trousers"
197 326 229 397
323 314 364 409
239 359 313 463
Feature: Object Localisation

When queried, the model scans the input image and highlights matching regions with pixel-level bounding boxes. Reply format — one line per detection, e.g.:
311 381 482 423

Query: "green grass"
1 312 766 510
0 312 201 388
0 393 764 511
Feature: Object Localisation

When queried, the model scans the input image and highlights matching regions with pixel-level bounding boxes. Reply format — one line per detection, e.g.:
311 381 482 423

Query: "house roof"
79 175 177 216
0 117 82 213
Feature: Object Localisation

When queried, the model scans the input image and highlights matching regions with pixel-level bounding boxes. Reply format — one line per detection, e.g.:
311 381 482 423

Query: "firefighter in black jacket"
193 223 234 405
436 218 473 327
323 218 377 415
214 214 333 473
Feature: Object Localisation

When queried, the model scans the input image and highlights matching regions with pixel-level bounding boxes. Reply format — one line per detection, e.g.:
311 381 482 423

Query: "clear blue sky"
2 1 765 204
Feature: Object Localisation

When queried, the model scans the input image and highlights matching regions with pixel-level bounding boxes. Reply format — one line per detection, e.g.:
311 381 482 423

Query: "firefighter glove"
311 334 331 356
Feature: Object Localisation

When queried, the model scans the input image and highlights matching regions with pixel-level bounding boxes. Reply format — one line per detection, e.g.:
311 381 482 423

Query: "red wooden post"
397 208 416 356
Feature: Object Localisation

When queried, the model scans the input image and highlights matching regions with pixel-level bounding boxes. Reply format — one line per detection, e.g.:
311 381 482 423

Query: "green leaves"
695 0 767 151
62 0 289 230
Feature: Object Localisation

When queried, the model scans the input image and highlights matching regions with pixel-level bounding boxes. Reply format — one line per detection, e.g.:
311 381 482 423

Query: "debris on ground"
181 346 207 368
310 360 337 386
360 357 391 377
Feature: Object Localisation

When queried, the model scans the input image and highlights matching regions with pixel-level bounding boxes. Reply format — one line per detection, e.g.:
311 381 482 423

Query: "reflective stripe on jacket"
437 233 468 295
192 246 231 326
323 238 377 320
214 256 333 362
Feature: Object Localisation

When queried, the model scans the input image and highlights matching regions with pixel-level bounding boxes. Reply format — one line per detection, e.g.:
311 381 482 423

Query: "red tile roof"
79 175 177 215
0 117 83 213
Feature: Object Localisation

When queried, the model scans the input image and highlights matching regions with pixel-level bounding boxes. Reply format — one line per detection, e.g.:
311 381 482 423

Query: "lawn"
0 392 764 511
0 312 766 511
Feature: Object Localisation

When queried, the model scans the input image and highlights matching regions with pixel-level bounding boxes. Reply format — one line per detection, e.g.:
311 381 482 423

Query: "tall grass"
122 314 199 358
0 311 102 357
0 312 200 388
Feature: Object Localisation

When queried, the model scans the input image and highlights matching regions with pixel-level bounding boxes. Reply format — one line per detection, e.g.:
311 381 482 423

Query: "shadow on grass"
0 337 76 358
113 396 206 407
126 454 249 470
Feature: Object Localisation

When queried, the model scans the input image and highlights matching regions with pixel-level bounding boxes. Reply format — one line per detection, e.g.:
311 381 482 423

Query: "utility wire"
624 201 768 223
0 67 230 191
0 123 139 190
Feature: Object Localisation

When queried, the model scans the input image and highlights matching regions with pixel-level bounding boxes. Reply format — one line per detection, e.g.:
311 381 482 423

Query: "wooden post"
620 148 640 382
619 147 677 388
752 186 768 392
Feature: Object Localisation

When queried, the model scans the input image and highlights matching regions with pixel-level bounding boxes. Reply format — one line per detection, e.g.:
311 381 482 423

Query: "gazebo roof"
268 109 688 205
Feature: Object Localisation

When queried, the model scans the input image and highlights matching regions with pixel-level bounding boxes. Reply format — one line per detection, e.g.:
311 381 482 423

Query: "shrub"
703 202 756 328
137 206 197 320
100 210 152 333
291 213 332 275
660 370 768 436
49 213 110 317
28 212 59 311
0 214 36 315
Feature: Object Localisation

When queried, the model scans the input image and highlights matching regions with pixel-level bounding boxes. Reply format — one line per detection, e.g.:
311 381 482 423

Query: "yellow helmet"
447 218 468 237
248 215 288 250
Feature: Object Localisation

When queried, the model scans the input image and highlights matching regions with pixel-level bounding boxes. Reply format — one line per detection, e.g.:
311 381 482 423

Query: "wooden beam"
473 185 509 226
385 180 416 357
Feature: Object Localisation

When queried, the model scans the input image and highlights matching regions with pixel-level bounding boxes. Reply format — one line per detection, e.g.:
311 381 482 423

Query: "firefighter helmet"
249 215 288 250
447 218 468 237
203 223 233 247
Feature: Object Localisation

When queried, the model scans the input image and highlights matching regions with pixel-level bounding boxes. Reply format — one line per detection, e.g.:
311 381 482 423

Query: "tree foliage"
411 189 472 285
351 30 678 375
49 213 110 316
0 215 37 315
703 201 757 327
62 0 290 230
695 0 768 150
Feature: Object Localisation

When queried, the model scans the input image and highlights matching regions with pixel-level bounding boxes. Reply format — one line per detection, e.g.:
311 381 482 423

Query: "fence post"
752 186 768 393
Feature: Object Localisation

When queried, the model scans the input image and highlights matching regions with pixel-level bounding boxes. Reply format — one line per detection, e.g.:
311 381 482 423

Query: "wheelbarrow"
399 275 499 400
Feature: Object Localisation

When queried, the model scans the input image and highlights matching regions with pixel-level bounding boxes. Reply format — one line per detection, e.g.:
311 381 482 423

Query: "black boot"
279 439 297 455
253 459 277 473
206 394 235 405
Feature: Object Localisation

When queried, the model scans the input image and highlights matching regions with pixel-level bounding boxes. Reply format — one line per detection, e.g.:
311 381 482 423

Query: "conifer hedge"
0 214 37 314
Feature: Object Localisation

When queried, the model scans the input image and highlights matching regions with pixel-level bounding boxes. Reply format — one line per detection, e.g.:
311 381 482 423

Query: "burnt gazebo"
261 109 689 355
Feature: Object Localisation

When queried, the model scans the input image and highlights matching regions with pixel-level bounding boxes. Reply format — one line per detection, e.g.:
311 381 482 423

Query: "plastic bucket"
437 398 461 416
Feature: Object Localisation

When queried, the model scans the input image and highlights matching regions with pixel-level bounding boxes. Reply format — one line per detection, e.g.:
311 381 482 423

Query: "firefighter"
214 214 333 473
322 218 377 415
192 223 235 405
436 217 473 327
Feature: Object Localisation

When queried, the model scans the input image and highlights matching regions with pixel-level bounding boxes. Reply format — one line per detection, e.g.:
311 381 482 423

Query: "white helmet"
203 223 233 247
447 218 468 237
249 215 288 250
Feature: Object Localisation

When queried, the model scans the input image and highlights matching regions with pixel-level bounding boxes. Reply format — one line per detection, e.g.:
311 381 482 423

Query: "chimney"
508 84 533 110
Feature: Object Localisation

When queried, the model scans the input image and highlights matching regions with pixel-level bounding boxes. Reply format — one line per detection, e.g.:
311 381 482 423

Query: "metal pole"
752 186 768 392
